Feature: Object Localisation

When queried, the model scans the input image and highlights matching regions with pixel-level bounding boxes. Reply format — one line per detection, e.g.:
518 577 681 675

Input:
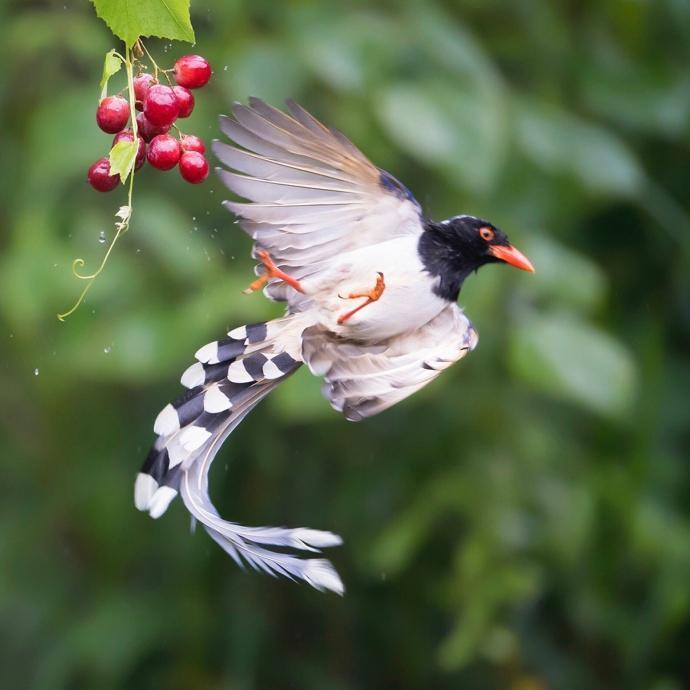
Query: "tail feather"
135 314 345 595
180 405 344 594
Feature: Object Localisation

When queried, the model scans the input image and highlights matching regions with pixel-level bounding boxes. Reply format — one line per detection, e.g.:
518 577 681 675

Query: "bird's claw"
243 250 305 294
337 272 385 324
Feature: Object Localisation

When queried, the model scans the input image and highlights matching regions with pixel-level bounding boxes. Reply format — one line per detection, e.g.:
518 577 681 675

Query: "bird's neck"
418 221 475 302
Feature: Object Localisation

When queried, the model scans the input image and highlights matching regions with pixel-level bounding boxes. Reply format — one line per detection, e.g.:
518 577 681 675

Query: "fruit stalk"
126 47 138 142
57 44 137 321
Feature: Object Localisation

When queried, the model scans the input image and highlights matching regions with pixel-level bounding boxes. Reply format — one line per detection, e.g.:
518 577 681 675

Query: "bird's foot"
243 250 305 294
337 272 385 324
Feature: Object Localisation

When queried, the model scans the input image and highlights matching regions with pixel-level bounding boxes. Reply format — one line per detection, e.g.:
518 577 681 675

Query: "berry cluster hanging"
59 40 213 321
89 53 211 192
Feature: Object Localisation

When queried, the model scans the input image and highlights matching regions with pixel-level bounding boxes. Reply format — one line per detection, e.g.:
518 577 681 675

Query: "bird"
134 98 534 595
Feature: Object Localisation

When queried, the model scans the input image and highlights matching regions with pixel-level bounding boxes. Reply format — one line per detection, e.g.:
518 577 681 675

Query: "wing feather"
214 143 365 189
218 170 361 204
215 99 424 310
302 304 479 421
285 99 334 138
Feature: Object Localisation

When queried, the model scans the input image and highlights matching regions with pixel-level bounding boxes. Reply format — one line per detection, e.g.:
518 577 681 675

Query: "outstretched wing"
301 304 479 421
213 98 424 307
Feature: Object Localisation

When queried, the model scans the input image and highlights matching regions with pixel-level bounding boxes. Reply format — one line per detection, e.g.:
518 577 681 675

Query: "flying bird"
134 98 534 594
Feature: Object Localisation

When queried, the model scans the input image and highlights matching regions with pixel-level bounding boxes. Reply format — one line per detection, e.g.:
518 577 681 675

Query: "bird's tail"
134 313 344 594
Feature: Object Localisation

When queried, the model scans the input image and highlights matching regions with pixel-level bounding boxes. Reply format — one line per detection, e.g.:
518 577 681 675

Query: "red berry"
88 157 119 192
112 130 146 170
136 112 169 142
96 96 129 134
147 134 181 170
172 85 195 118
173 55 212 89
180 134 205 154
133 73 156 106
179 151 209 184
143 85 179 127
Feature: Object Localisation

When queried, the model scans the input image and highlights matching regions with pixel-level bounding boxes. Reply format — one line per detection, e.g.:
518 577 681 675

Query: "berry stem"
57 172 134 321
57 43 138 321
125 45 138 140
140 41 172 85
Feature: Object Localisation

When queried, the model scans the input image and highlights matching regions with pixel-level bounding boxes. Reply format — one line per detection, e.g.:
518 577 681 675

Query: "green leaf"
91 0 195 48
509 312 637 418
376 81 507 194
515 100 643 196
99 49 122 100
521 235 607 314
109 139 137 183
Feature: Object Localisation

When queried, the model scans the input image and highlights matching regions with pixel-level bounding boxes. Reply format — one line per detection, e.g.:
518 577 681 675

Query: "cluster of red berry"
88 54 212 192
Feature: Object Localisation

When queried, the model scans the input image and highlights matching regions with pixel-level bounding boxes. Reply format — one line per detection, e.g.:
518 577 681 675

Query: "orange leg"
243 250 305 294
337 272 386 325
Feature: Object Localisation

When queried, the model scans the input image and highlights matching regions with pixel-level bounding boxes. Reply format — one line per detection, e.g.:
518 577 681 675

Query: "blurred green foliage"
1 1 689 689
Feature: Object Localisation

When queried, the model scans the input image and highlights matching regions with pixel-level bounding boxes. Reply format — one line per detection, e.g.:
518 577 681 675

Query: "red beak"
489 244 535 273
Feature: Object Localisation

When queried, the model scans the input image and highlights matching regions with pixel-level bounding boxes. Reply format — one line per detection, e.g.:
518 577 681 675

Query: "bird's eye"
480 226 494 241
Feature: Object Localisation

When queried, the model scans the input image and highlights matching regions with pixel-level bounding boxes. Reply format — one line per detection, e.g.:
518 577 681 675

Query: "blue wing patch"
378 169 420 207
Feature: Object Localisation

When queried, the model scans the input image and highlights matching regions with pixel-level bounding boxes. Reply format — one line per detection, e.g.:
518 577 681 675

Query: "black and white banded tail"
134 313 344 595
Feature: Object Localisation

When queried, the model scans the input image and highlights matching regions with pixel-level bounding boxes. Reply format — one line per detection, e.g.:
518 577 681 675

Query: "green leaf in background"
91 0 195 48
108 139 137 183
515 101 643 197
99 48 122 99
411 5 498 84
376 86 453 167
509 312 637 417
376 82 506 194
521 236 607 314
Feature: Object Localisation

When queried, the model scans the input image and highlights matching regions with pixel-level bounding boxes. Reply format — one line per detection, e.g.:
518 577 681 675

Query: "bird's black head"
419 215 534 302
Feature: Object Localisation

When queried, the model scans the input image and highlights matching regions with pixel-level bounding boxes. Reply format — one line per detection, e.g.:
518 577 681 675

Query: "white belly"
301 236 448 341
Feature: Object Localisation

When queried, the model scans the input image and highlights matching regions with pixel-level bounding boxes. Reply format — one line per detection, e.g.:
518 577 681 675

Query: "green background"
1 1 689 688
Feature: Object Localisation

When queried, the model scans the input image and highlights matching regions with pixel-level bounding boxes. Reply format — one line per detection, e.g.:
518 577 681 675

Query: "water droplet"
192 216 197 221
34 368 39 376
98 231 106 244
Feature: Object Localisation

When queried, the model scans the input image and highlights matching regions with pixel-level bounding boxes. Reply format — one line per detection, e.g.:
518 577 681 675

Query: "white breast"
301 236 448 342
